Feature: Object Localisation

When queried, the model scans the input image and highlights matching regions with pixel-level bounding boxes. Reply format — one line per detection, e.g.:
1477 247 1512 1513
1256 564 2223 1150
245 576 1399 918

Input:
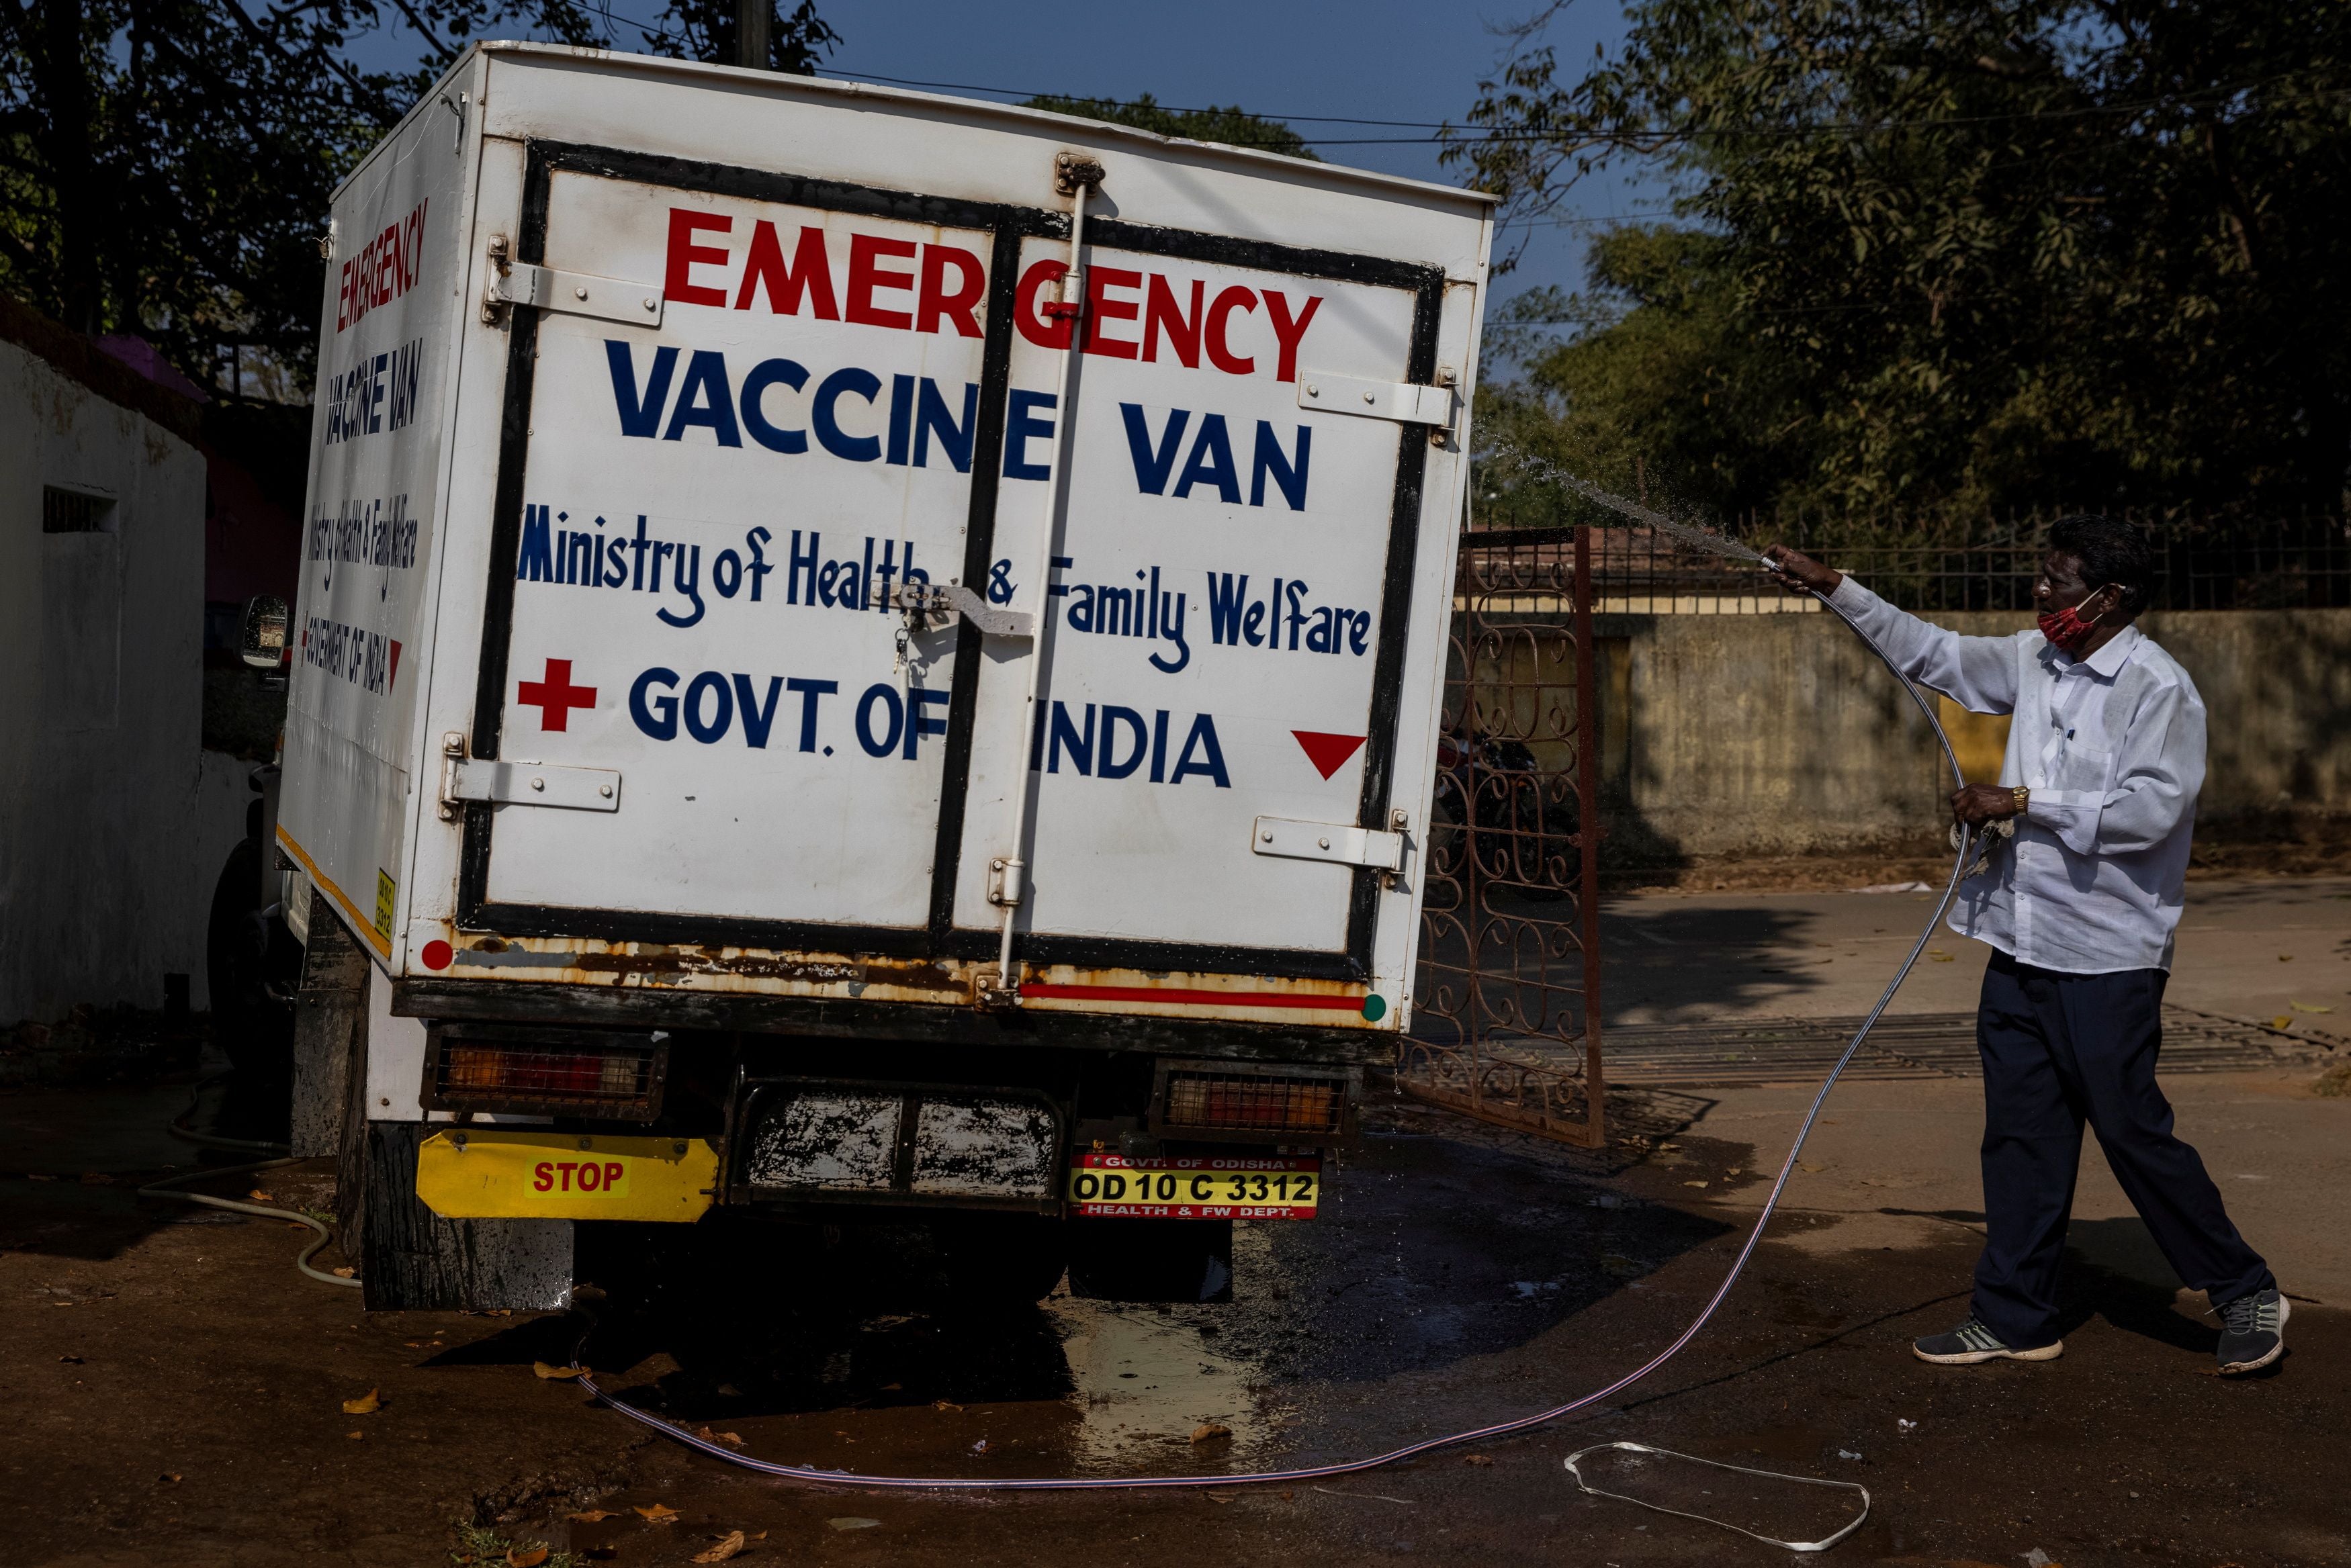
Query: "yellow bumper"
414 1129 719 1223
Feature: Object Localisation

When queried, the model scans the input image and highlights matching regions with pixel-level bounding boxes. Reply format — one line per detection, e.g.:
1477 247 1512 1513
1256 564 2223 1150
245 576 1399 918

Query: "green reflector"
1361 994 1387 1021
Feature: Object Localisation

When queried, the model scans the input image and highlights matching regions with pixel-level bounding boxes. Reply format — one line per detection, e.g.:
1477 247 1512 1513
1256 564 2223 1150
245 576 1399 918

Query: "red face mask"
2037 600 2102 655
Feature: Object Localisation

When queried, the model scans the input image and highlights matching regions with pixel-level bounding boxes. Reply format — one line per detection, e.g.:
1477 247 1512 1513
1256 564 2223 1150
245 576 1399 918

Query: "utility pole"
736 0 769 68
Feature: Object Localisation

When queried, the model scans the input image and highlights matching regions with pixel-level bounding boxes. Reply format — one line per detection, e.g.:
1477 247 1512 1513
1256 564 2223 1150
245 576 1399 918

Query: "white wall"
0 338 244 1019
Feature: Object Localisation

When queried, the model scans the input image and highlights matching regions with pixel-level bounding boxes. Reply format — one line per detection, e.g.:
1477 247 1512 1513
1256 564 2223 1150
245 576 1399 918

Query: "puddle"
1048 1295 1284 1470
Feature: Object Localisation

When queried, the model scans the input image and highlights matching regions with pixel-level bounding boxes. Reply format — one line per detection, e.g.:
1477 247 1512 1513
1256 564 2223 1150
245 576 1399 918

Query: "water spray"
577 461 1975 1548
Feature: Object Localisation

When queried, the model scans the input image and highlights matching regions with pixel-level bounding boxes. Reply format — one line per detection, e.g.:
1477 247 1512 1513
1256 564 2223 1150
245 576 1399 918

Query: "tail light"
1152 1061 1358 1143
424 1027 666 1120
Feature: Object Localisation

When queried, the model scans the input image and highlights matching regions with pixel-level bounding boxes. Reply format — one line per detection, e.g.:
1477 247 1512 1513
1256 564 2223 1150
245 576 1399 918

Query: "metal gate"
1402 524 1605 1146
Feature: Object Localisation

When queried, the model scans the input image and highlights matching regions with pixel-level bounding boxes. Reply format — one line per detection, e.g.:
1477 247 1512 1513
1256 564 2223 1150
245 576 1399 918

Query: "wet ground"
5 881 2348 1567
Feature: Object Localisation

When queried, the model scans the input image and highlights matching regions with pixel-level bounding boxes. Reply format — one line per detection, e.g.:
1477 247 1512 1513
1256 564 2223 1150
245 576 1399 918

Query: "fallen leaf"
691 1531 746 1563
2271 1016 2295 1030
2291 1001 2334 1013
931 1399 963 1412
1190 1423 1233 1444
2279 954 2294 962
159 1473 182 1483
633 1504 680 1524
827 1518 881 1532
533 1361 584 1380
1798 1162 1826 1173
1462 1453 1494 1467
881 1382 902 1391
347 1430 363 1439
332 1266 356 1279
247 1189 275 1201
341 1389 381 1415
1683 1180 1710 1189
1928 952 1955 963
694 1426 745 1446
568 1510 617 1522
506 1547 550 1567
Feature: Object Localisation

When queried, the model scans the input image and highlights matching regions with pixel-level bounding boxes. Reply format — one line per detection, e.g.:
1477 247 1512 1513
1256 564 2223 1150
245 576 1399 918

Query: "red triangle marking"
1292 731 1368 780
388 639 403 691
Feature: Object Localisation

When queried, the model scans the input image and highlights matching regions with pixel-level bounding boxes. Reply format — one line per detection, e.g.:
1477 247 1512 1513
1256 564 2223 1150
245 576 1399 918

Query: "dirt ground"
6 882 2349 1568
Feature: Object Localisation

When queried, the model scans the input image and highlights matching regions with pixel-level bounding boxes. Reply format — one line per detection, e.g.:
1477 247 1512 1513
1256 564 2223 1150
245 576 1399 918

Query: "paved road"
1603 874 2351 1027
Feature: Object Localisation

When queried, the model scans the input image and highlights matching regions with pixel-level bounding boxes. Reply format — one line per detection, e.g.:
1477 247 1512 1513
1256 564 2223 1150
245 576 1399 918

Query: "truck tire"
204 836 300 1078
1067 1219 1233 1304
935 1213 1069 1306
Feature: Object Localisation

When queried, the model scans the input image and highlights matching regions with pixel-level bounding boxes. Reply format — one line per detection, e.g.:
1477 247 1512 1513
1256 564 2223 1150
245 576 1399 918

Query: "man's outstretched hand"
1763 544 1842 596
1951 784 2023 826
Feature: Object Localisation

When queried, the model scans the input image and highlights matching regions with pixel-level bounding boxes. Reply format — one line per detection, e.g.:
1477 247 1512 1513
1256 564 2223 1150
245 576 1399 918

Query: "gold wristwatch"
2011 785 2030 816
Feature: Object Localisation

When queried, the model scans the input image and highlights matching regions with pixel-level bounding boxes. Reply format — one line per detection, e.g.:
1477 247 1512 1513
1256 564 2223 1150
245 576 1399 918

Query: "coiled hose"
576 576 1979 1490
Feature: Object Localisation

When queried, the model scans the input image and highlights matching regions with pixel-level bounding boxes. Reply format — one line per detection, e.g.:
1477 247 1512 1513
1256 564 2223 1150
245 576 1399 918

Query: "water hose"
168 1068 294 1156
137 1155 363 1289
148 1073 363 1289
575 555 1980 1493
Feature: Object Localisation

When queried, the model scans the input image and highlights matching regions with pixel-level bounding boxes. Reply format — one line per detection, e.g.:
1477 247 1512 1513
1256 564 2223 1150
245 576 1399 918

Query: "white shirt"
1829 575 2206 974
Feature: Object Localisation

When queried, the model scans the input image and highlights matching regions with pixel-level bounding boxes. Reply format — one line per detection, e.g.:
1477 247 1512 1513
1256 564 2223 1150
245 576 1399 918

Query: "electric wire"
576 485 1980 1491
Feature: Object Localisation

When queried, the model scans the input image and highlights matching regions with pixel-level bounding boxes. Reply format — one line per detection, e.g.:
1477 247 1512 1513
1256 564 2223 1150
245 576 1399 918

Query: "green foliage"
0 0 838 396
1022 93 1318 160
1450 0 2351 523
631 0 838 76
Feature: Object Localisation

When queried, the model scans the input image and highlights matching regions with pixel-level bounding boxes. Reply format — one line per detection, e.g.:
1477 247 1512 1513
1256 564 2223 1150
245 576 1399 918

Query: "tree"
631 0 836 76
1022 93 1318 160
1448 0 2351 522
0 0 838 397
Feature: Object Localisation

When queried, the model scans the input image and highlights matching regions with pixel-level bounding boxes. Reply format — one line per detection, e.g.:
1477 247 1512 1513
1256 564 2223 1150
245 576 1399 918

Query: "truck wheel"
1067 1219 1233 1303
205 836 300 1078
934 1213 1069 1306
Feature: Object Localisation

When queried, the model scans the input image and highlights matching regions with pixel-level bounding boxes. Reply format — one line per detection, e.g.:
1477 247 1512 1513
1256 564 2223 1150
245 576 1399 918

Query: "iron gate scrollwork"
1403 524 1605 1146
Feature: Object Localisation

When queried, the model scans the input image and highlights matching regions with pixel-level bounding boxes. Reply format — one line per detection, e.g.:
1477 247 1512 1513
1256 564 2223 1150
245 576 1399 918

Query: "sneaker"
1912 1317 2064 1365
2215 1288 2289 1375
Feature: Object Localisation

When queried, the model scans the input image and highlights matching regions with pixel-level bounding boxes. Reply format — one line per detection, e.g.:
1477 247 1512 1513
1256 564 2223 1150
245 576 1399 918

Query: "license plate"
414 1129 719 1223
1065 1153 1321 1219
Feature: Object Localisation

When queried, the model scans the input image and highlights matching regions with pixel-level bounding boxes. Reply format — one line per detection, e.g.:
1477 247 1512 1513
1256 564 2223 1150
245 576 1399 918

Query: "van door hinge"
1250 815 1405 872
439 733 619 819
1296 371 1455 428
483 250 664 328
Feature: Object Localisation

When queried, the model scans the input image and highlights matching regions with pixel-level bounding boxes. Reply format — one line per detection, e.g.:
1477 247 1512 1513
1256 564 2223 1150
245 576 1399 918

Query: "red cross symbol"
517 657 597 731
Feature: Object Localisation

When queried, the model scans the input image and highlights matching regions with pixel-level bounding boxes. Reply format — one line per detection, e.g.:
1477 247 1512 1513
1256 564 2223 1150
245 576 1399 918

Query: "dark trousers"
1971 951 2272 1348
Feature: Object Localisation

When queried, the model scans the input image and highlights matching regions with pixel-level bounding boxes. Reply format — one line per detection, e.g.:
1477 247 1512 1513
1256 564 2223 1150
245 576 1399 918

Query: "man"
1766 516 2285 1376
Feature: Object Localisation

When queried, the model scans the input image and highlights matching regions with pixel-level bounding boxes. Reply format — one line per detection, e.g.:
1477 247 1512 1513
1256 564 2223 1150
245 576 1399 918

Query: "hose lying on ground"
167 1068 294 1156
148 1073 363 1289
136 1156 362 1289
574 543 1980 1495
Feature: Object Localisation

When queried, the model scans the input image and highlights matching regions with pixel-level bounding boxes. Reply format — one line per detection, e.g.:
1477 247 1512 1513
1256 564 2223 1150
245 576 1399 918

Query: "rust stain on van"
433 939 1390 1029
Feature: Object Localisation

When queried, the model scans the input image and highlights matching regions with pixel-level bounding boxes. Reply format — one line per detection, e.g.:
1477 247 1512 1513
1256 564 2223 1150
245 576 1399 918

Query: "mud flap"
288 912 368 1158
356 1121 575 1311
